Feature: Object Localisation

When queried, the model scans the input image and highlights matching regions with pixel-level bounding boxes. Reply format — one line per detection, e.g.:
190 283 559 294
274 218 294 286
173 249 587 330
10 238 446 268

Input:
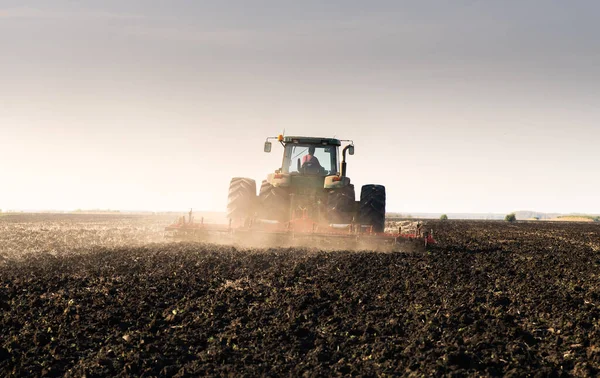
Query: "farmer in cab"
301 146 322 173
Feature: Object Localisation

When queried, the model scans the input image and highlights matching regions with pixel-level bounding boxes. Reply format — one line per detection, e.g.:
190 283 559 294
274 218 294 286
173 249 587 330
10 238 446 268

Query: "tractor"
226 135 386 232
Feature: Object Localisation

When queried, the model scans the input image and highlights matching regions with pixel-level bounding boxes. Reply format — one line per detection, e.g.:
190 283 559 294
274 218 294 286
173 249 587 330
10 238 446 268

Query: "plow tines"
165 216 435 252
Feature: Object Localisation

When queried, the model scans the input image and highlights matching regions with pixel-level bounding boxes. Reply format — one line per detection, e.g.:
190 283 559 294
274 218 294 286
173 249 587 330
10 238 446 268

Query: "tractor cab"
264 136 353 177
282 137 339 176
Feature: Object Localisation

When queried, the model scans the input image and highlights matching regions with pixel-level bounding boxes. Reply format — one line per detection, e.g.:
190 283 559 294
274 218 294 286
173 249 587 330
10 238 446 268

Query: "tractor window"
283 144 338 175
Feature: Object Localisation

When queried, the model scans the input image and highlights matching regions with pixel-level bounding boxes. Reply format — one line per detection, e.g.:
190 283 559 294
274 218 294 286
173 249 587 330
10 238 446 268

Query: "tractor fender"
324 175 351 189
266 173 291 187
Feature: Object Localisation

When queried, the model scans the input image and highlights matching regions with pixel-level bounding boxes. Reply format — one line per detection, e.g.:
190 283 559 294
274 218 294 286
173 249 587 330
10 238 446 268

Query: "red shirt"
301 154 320 166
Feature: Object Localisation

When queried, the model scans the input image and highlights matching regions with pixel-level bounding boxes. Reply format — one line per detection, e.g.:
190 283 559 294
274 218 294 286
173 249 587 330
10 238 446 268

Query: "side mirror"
264 141 272 153
348 145 354 155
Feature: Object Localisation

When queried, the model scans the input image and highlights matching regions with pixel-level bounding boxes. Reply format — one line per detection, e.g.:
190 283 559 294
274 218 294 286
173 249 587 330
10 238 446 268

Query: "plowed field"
1 214 600 376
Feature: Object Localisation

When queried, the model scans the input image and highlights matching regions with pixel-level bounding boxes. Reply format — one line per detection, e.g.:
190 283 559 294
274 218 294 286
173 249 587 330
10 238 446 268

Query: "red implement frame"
165 210 435 251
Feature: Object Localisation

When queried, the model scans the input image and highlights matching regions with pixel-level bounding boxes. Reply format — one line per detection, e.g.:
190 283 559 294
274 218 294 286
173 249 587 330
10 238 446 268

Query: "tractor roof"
283 136 341 146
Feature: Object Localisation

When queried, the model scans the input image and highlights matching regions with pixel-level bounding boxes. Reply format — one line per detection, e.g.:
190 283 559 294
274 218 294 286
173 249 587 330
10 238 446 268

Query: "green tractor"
226 135 386 232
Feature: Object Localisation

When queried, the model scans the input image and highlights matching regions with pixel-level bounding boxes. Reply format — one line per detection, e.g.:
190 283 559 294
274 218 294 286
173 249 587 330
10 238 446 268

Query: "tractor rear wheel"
359 184 386 233
258 181 290 221
327 185 356 223
227 177 257 222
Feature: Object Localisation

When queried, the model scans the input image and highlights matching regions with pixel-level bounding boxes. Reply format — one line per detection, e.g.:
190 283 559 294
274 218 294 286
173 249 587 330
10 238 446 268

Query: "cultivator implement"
165 210 435 252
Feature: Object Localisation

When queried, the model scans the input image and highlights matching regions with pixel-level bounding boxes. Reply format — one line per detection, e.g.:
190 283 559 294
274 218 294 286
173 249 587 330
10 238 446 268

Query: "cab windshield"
282 144 338 175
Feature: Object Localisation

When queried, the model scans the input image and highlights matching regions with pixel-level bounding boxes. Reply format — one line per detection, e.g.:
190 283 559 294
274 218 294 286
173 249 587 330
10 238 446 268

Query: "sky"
1 0 599 214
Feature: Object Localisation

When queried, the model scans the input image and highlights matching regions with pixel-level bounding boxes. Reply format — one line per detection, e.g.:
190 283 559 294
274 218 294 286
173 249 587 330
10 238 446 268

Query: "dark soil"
1 216 600 376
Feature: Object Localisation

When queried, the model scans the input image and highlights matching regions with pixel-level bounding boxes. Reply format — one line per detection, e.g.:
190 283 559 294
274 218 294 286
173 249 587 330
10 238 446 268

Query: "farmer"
301 146 322 173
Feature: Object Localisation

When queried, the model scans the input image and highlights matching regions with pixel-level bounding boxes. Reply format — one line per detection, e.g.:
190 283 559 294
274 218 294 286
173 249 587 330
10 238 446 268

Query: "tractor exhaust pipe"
341 144 354 177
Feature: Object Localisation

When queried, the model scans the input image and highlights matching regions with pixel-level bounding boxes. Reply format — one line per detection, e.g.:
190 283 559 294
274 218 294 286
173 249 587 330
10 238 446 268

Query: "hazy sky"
1 1 599 214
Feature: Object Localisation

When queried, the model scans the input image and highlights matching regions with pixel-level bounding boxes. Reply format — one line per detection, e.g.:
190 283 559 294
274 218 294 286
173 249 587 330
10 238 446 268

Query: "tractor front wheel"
258 181 290 222
327 184 356 223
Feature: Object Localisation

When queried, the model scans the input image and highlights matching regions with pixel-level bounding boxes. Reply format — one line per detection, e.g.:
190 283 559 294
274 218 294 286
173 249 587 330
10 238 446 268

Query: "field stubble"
1 214 600 376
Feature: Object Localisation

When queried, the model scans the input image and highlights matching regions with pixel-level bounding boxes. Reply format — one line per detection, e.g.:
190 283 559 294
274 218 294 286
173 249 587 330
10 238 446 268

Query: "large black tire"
258 181 290 221
359 185 386 233
327 184 356 223
226 177 257 221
